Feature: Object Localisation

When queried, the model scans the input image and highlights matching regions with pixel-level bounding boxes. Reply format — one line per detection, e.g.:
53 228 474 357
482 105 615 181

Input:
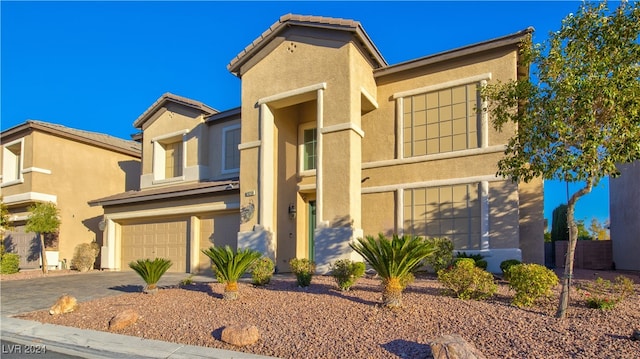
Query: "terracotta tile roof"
227 14 387 76
88 179 239 207
1 120 141 158
133 92 218 129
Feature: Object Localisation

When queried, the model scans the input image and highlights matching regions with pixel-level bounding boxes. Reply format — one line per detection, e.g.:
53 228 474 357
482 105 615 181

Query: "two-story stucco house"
92 14 544 274
1 120 141 269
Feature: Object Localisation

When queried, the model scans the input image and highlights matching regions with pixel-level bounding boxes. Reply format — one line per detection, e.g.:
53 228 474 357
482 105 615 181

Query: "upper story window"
403 83 480 157
163 140 183 179
222 125 241 173
152 129 188 182
2 139 24 185
297 122 317 175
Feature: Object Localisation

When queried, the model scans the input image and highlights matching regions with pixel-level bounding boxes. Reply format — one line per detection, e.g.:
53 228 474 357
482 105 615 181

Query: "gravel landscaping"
14 271 640 359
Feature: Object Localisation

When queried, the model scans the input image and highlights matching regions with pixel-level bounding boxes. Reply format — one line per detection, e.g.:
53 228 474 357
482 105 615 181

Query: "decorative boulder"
429 334 486 359
220 325 260 346
49 295 78 315
632 328 640 341
109 309 139 330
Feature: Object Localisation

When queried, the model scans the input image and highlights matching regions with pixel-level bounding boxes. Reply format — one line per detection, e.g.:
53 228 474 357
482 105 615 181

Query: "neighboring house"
92 14 544 274
609 161 640 271
1 120 141 270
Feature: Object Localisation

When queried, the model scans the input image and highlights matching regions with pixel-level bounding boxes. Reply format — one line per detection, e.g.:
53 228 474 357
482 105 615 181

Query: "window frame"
221 124 241 174
151 129 188 183
298 121 317 176
1 138 25 186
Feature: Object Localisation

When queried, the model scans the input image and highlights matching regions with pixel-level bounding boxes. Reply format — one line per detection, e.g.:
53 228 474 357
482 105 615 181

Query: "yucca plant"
201 246 262 300
129 258 173 294
350 233 434 308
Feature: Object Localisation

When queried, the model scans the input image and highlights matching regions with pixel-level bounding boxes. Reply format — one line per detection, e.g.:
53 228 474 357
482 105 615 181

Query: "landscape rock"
429 334 487 359
220 325 260 346
49 295 78 315
632 329 640 341
109 309 139 330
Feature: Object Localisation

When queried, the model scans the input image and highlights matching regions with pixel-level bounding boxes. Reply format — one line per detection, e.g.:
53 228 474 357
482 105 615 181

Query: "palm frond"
128 258 173 286
201 246 262 283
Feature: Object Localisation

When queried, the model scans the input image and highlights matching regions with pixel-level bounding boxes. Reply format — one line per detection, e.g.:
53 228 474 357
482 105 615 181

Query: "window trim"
151 129 188 183
298 122 317 176
221 124 241 174
395 73 491 160
1 138 25 186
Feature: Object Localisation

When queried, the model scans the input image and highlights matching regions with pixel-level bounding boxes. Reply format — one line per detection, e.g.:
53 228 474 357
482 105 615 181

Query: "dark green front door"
308 201 316 260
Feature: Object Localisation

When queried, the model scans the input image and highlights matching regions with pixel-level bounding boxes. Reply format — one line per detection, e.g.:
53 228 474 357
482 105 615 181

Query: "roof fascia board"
375 28 533 79
133 93 217 129
89 184 239 207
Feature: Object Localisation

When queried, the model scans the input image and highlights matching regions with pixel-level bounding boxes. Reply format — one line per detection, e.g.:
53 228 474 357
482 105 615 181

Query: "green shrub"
71 242 100 272
423 237 454 273
330 259 366 291
179 274 194 286
507 263 558 307
437 258 497 300
579 276 635 310
251 257 275 286
500 259 522 280
456 252 487 270
129 258 173 293
289 258 315 287
0 253 20 274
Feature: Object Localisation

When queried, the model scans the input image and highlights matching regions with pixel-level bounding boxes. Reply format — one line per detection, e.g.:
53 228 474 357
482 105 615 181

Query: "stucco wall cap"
133 92 218 129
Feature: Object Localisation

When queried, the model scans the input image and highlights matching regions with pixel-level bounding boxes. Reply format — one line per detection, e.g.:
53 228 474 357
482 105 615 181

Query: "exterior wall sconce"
288 204 296 220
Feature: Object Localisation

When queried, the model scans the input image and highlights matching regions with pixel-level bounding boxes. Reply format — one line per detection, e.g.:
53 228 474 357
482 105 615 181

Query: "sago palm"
202 246 262 300
350 233 434 308
129 258 173 294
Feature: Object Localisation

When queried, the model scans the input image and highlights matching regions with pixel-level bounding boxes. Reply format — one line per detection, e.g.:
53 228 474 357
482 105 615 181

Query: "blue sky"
1 1 611 227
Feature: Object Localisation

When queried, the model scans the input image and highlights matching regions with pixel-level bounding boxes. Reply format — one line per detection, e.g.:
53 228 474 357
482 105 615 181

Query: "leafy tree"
589 217 610 240
25 202 61 274
0 202 13 256
481 1 640 318
551 204 569 242
350 233 434 308
576 220 593 241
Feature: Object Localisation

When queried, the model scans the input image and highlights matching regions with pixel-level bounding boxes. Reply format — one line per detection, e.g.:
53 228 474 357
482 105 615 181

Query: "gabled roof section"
227 14 388 76
88 179 239 207
133 92 218 129
1 120 141 158
374 27 534 79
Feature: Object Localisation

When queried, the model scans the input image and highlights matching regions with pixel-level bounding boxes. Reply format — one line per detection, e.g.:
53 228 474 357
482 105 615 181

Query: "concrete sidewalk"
1 271 277 358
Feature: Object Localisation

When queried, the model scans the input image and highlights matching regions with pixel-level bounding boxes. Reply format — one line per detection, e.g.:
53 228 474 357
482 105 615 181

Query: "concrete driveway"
1 271 214 316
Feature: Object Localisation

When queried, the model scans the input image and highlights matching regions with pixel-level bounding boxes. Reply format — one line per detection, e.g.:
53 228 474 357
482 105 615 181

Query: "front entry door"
308 201 316 260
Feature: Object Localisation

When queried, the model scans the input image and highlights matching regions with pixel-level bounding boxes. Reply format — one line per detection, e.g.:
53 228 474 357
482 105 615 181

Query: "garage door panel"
121 218 187 272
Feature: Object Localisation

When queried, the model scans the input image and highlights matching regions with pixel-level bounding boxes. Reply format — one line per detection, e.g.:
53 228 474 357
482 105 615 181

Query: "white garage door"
121 218 188 272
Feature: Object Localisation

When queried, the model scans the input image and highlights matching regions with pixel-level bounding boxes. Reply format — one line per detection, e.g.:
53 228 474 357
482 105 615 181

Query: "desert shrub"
437 258 497 300
289 258 315 287
179 275 194 286
330 259 366 291
251 257 275 286
71 242 100 272
508 263 559 307
423 237 454 273
0 253 20 274
129 258 173 293
500 259 522 280
579 276 635 310
456 252 487 269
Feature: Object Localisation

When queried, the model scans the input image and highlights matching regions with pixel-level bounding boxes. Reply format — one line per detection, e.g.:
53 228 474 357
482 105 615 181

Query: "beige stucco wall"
1 129 140 266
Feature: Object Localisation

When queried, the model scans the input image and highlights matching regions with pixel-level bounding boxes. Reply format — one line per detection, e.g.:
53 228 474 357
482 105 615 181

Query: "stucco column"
316 88 324 224
105 218 117 270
